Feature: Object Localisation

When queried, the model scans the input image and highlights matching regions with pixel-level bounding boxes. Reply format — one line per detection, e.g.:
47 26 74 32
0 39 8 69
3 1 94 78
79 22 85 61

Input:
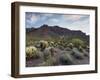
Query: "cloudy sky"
25 12 90 35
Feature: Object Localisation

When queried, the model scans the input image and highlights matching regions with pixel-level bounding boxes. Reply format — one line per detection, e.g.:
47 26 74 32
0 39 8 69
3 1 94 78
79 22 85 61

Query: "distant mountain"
26 24 89 42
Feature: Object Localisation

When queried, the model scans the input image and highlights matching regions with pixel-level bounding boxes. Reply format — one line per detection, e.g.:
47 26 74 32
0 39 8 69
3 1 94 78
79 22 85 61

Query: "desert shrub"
85 45 89 52
44 58 54 66
43 47 56 61
26 40 34 46
43 47 52 61
65 47 72 51
82 44 88 49
38 56 58 66
57 36 66 47
34 41 41 48
53 42 58 47
72 48 84 59
43 57 59 66
39 40 49 51
82 49 89 57
59 53 74 65
38 59 53 66
58 46 65 50
70 38 84 48
63 42 68 48
50 47 57 56
26 46 39 60
50 57 59 65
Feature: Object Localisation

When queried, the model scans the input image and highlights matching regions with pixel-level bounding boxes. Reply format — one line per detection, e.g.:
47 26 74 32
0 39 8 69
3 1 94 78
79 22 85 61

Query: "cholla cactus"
43 47 56 61
26 40 34 46
59 36 66 46
78 46 83 52
26 46 38 59
39 40 48 51
54 43 58 47
86 45 89 52
43 47 52 61
48 41 55 47
67 43 74 49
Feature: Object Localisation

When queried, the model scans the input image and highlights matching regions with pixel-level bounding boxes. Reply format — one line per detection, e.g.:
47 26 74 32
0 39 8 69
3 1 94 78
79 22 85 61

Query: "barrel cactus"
39 40 48 51
26 46 38 59
67 43 74 49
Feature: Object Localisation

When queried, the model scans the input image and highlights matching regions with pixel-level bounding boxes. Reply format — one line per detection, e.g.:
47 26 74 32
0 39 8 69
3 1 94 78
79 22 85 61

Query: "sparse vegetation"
26 37 89 67
26 25 89 67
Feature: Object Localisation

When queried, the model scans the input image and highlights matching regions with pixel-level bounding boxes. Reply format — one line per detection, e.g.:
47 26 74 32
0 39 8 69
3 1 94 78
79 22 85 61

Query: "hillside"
26 24 89 43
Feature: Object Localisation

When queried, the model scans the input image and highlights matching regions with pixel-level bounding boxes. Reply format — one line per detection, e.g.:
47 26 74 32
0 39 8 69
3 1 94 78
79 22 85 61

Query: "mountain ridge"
26 24 89 42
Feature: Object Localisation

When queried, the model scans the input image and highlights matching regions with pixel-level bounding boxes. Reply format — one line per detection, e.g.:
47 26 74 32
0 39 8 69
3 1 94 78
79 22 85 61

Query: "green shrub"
72 48 84 59
50 47 57 56
57 36 66 47
70 38 84 48
59 53 74 65
43 47 52 61
44 57 58 66
53 42 58 47
38 59 53 66
82 49 89 57
26 40 34 46
43 47 57 63
44 58 54 66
